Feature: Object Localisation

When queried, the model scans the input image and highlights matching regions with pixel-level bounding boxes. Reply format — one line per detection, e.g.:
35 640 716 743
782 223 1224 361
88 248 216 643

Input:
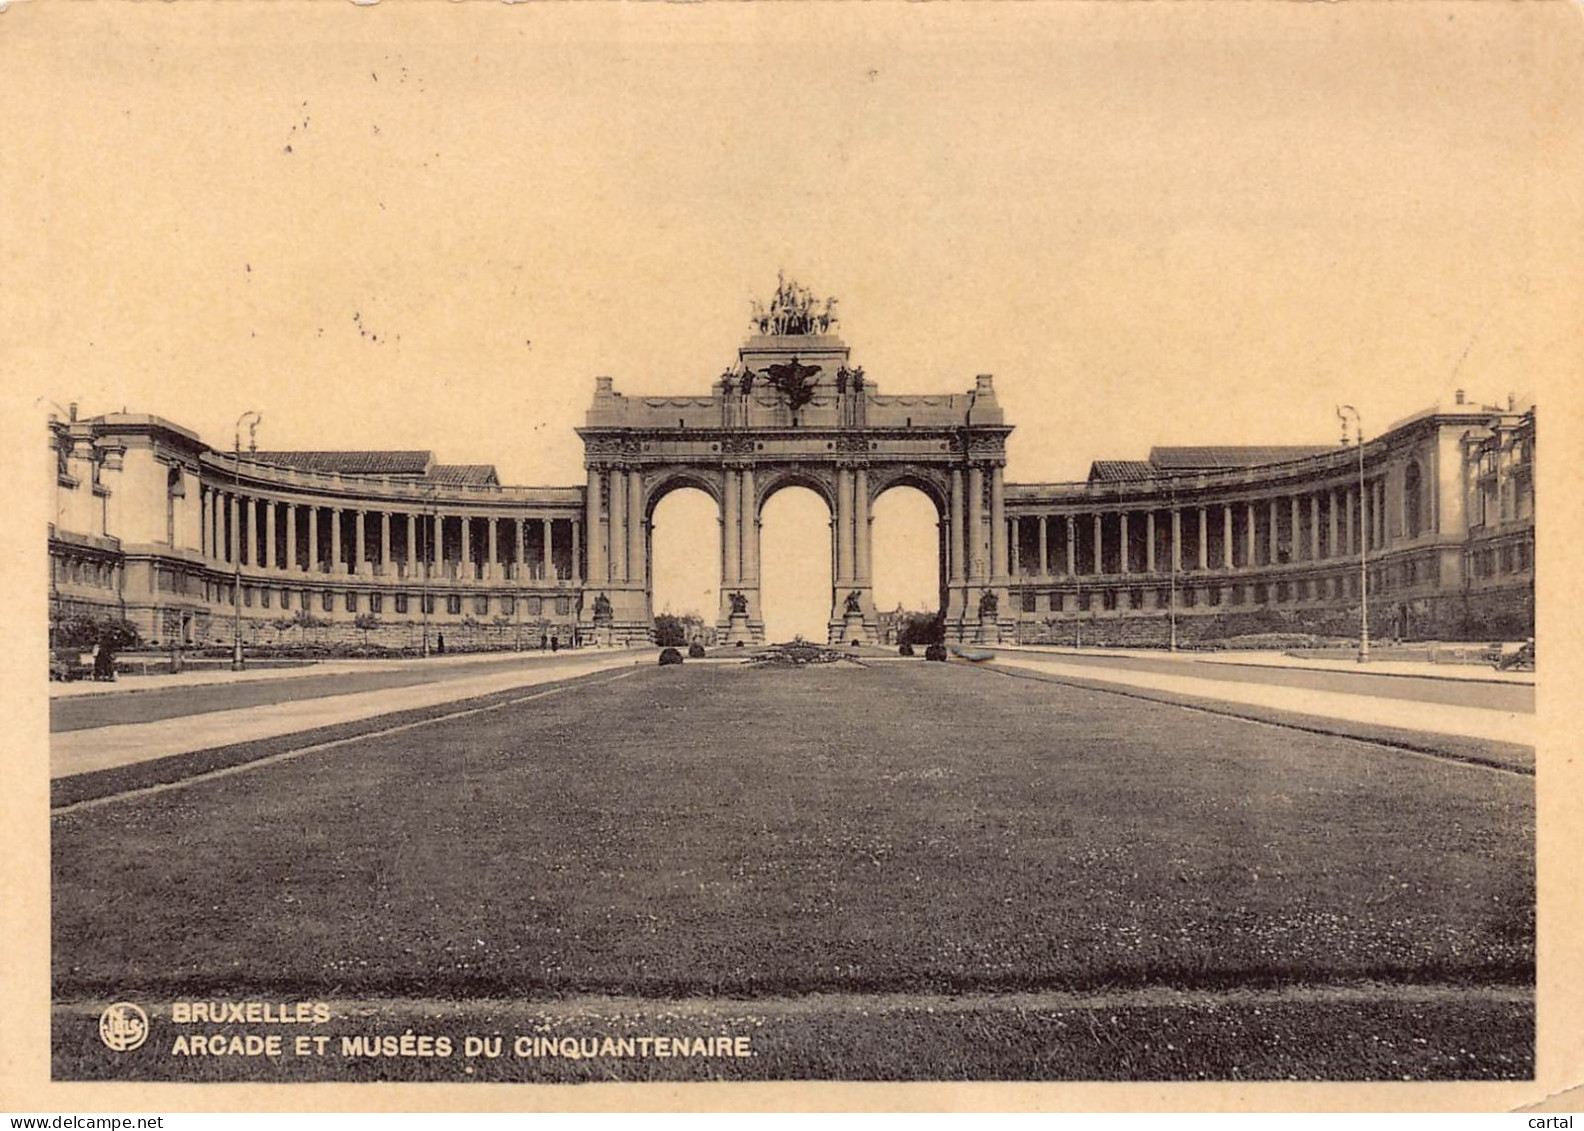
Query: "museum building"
47 289 1535 651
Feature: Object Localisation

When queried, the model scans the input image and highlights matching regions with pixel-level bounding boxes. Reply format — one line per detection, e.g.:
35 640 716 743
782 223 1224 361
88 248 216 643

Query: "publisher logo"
98 1002 149 1052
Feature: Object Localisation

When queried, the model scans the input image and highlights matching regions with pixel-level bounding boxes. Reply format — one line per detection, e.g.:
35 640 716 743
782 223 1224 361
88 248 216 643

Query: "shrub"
899 642 915 656
51 614 140 652
658 647 684 666
687 641 706 658
925 643 948 662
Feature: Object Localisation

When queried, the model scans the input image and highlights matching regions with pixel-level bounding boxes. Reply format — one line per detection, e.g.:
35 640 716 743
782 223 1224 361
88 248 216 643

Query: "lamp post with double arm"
1336 405 1370 663
232 411 262 671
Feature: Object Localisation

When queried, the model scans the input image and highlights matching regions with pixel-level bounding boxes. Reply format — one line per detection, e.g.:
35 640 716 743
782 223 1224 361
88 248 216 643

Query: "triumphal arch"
577 279 1014 645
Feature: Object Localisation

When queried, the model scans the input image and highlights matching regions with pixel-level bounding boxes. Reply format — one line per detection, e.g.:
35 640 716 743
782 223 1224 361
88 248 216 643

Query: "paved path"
995 643 1535 685
50 651 645 780
991 652 1533 746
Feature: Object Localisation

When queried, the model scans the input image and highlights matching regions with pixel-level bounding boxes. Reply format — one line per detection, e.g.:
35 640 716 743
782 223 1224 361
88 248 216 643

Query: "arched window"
1403 461 1423 539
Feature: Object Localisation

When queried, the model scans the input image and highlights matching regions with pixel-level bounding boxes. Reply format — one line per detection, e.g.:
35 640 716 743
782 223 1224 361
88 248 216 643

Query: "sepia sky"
6 2 1581 625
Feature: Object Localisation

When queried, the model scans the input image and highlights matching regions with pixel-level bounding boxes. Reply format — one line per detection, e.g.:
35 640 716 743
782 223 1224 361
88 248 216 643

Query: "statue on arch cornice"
751 272 839 337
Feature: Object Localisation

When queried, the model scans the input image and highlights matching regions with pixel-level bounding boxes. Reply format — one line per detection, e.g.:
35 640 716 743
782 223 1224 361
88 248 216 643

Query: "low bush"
925 643 948 662
658 647 684 666
687 642 706 658
899 642 915 657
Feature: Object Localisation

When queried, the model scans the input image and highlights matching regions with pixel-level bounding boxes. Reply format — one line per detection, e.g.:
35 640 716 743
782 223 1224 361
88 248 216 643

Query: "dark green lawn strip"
50 670 627 810
53 664 1534 1003
981 663 1533 774
50 656 591 733
51 996 1532 1082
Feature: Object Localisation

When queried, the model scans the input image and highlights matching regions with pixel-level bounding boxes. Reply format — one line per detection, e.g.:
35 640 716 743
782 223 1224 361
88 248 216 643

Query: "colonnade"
196 486 581 584
1008 479 1391 581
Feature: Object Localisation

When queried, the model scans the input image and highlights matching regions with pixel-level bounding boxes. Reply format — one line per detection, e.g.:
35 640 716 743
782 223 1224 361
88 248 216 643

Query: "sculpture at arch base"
974 589 1004 647
830 589 874 647
723 591 756 646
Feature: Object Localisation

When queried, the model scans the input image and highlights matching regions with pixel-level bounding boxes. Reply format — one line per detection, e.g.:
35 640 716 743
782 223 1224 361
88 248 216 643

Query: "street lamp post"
232 411 262 671
1336 405 1370 663
1168 486 1180 653
421 488 436 659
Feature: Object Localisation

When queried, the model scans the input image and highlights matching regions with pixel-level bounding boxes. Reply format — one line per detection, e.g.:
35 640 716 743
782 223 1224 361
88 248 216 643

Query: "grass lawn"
51 659 1533 1079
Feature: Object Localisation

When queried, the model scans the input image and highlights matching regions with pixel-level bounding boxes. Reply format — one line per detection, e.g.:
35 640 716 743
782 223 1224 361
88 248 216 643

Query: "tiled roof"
1148 445 1334 470
1087 460 1158 483
428 464 500 486
246 451 434 476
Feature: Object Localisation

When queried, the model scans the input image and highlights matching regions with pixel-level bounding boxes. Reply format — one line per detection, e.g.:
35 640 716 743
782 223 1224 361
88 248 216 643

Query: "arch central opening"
872 485 945 644
758 486 833 643
648 486 721 645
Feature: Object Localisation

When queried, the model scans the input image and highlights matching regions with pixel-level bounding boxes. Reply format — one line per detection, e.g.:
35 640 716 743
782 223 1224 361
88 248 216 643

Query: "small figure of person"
436 632 446 655
540 632 549 650
550 636 559 652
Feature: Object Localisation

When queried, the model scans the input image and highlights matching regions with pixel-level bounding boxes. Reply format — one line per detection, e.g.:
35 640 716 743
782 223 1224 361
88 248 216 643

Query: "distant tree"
290 607 326 644
353 612 383 646
653 612 688 647
900 610 945 646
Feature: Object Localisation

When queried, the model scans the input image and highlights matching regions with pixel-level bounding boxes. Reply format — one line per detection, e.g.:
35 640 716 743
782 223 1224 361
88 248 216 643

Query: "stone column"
262 500 275 570
1329 488 1340 560
1065 515 1076 576
1171 508 1182 574
1009 519 1020 577
1268 498 1280 564
407 513 417 577
1346 485 1357 555
1119 512 1130 574
308 506 320 572
228 493 240 565
835 467 853 585
1037 515 1048 577
741 466 759 586
854 466 870 584
1092 512 1102 575
200 489 212 558
609 473 627 583
1197 506 1208 571
380 512 391 577
354 510 366 576
485 516 498 581
949 469 965 584
989 463 1007 581
1308 494 1320 561
328 507 344 573
967 465 984 581
571 519 581 583
1146 510 1157 573
1245 500 1257 568
286 504 298 572
627 468 645 590
241 496 255 567
1290 496 1301 561
542 517 554 581
723 469 741 587
586 468 605 587
431 512 442 577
